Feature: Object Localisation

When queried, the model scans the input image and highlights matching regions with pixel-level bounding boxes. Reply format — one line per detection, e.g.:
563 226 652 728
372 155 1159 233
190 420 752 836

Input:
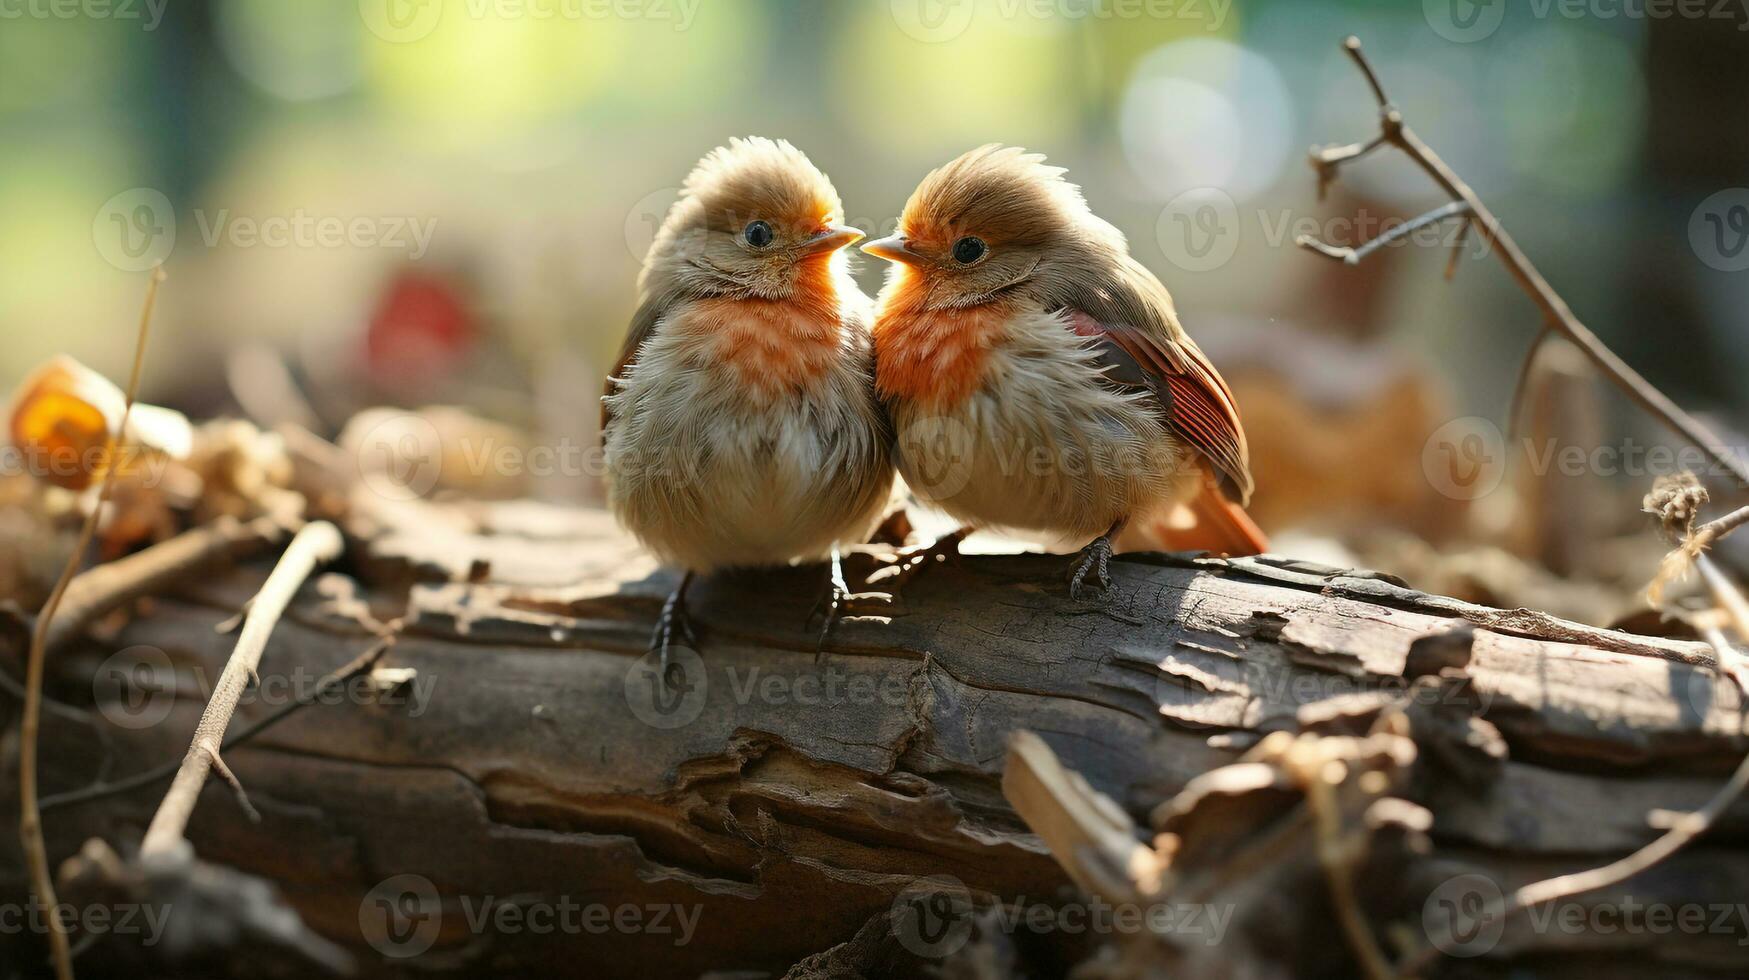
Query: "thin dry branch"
1394 480 1749 975
19 266 163 980
41 514 285 654
1697 623 1749 701
1297 200 1471 266
1505 326 1557 446
1279 740 1394 980
1302 36 1748 490
1401 741 1749 977
1697 504 1749 548
139 521 344 857
40 632 394 812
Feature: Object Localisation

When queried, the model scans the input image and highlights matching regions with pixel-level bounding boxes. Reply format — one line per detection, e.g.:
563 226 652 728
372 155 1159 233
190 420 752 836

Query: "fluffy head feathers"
674 137 842 238
899 144 1117 251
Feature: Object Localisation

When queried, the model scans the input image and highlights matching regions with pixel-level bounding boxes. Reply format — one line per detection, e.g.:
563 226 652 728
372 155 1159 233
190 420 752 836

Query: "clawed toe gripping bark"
1068 520 1125 600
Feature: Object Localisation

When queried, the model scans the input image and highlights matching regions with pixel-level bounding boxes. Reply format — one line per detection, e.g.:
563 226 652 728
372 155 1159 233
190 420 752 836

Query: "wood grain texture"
10 497 1748 977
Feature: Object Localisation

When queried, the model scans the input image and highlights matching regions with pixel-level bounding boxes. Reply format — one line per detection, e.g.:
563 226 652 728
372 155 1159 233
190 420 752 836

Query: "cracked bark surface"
13 498 1749 977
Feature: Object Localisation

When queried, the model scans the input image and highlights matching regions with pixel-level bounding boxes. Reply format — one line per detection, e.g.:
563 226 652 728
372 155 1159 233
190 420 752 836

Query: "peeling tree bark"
10 498 1749 978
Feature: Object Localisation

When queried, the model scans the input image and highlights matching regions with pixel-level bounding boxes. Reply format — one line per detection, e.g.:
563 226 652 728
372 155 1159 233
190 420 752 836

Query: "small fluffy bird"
862 145 1265 596
602 138 893 664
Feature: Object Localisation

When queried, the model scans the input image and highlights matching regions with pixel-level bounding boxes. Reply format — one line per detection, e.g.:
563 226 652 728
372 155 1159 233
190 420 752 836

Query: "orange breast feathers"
872 279 1011 409
687 269 846 399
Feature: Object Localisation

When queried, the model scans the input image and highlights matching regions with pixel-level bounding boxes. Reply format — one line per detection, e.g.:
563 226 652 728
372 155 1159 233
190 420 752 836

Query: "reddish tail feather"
1132 470 1268 557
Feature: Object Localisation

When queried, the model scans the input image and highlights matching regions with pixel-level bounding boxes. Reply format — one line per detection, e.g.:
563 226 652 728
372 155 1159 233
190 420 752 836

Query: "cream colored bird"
863 145 1266 597
602 137 893 668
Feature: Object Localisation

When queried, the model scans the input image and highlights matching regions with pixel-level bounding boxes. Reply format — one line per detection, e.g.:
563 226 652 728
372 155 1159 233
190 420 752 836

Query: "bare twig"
1286 749 1393 980
1505 326 1557 447
1697 555 1749 650
1696 623 1749 700
1402 744 1749 978
1404 482 1749 975
1297 200 1471 266
19 266 163 980
40 514 285 654
1697 504 1749 548
139 521 344 857
1444 219 1472 281
41 633 394 812
1304 36 1748 490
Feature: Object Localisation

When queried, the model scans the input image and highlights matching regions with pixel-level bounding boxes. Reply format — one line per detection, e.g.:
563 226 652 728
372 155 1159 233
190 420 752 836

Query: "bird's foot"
1068 534 1115 600
649 572 698 688
807 550 891 657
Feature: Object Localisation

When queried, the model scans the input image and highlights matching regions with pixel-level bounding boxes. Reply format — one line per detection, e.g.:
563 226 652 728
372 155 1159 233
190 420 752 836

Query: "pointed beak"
860 235 925 265
798 225 864 256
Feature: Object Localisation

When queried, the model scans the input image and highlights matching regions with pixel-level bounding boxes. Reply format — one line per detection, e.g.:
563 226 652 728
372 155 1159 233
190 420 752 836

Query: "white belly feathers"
890 309 1187 540
603 319 892 573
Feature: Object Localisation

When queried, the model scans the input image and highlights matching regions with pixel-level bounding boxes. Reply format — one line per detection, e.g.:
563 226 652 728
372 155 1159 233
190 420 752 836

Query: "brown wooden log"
8 497 1749 978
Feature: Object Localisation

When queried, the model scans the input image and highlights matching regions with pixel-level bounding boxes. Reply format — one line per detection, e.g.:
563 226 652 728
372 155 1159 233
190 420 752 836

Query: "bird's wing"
1050 256 1254 504
600 292 675 433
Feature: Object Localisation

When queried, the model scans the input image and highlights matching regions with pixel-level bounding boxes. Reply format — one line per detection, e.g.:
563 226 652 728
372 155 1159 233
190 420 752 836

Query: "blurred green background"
4 0 1747 465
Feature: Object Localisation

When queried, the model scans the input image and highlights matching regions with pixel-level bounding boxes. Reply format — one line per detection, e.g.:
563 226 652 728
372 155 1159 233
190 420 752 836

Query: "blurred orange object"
7 356 190 492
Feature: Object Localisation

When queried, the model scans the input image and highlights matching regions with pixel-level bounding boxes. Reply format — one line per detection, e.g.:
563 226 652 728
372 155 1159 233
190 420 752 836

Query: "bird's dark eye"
952 236 987 264
743 220 774 248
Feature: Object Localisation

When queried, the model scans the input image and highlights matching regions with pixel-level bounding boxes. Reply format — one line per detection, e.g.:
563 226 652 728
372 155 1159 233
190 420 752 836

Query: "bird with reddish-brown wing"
863 145 1266 598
